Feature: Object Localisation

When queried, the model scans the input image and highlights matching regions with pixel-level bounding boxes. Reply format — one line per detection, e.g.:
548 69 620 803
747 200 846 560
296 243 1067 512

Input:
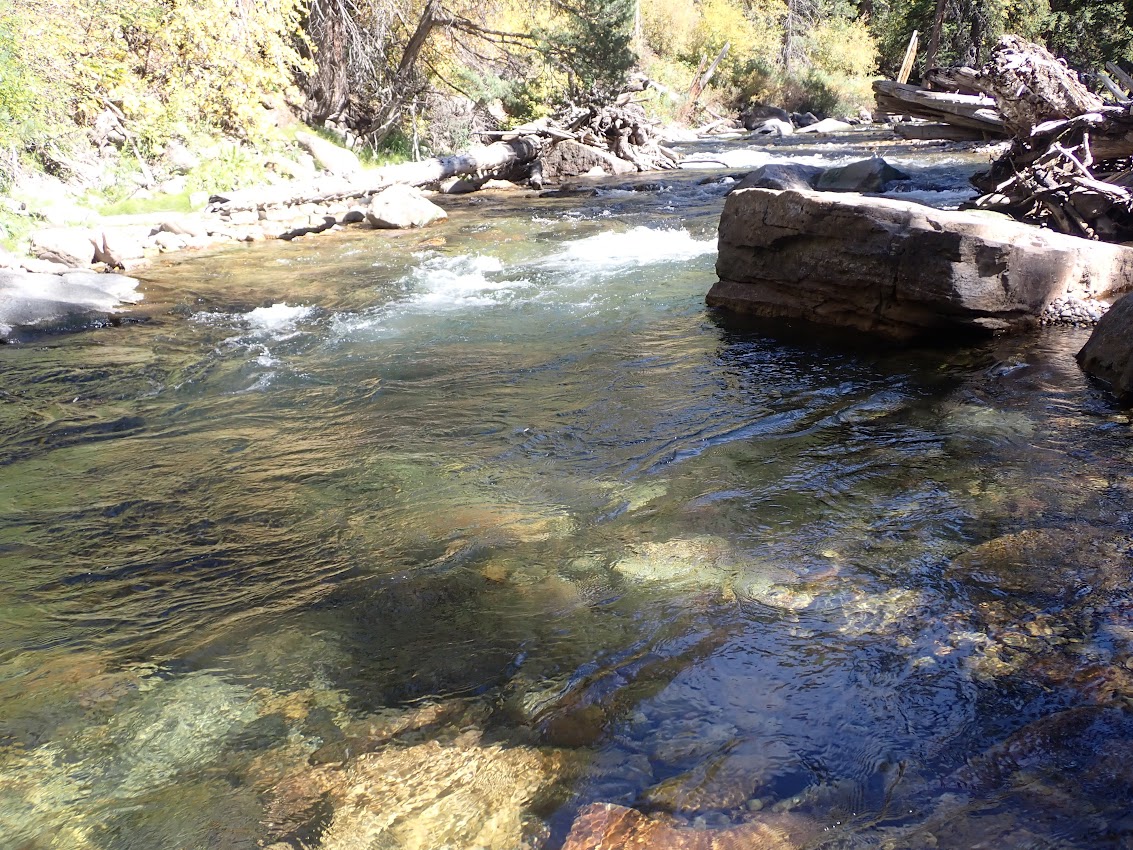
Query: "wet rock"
561 803 814 850
732 164 823 193
365 184 448 229
0 269 143 340
271 729 578 850
710 188 1133 342
1077 290 1133 402
540 140 637 182
814 157 909 192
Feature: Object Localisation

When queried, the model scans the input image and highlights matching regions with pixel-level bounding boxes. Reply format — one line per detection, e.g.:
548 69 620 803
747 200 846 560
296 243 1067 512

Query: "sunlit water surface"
2 136 1132 850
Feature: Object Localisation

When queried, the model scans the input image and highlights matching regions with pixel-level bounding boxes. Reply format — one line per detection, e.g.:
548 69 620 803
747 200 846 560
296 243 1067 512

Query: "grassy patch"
96 191 194 217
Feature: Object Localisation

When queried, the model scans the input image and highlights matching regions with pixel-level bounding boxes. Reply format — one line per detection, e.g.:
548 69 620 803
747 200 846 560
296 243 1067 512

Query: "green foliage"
96 192 193 217
1044 1 1133 71
0 0 312 176
869 0 1133 78
539 0 638 103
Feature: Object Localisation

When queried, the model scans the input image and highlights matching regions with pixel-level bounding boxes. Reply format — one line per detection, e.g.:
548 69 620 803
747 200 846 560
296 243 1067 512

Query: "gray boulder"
0 269 142 339
732 163 824 193
30 228 97 267
1077 292 1133 402
539 140 636 182
815 157 909 192
751 118 794 138
365 184 448 229
709 188 1133 342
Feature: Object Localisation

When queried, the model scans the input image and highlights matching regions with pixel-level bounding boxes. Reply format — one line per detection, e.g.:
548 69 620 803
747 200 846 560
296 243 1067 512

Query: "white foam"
402 254 532 311
243 303 315 332
681 148 842 170
549 226 716 269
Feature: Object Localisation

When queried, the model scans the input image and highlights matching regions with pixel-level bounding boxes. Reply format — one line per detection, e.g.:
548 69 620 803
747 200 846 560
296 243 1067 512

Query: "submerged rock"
561 803 815 850
710 188 1133 342
1077 290 1133 402
947 525 1128 601
269 728 577 850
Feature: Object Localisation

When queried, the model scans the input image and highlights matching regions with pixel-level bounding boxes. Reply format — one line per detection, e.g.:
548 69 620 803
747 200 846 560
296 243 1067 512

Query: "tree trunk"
300 0 351 124
923 0 947 76
364 0 444 149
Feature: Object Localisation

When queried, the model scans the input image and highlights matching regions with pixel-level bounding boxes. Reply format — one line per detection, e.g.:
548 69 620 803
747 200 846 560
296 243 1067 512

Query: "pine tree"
542 0 637 104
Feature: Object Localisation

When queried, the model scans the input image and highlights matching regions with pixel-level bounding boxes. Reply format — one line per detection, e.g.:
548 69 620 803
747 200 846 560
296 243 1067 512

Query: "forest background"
0 0 1130 224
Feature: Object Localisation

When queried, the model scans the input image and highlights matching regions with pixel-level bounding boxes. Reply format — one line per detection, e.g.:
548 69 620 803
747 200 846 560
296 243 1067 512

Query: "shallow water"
2 134 1132 850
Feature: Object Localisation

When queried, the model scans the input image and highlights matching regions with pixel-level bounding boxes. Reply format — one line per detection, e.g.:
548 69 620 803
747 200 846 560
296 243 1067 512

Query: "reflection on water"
2 142 1133 850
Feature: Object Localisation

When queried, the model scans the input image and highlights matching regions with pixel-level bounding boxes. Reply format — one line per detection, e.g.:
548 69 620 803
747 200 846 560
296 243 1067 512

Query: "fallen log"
209 137 544 213
873 80 1006 134
893 122 992 141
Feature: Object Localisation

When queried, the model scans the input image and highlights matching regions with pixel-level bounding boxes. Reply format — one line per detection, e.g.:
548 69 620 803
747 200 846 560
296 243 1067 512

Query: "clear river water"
2 132 1133 850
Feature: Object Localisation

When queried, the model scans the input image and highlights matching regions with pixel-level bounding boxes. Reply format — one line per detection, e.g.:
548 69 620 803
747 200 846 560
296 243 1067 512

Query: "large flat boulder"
1077 291 1133 402
709 188 1133 342
0 269 142 340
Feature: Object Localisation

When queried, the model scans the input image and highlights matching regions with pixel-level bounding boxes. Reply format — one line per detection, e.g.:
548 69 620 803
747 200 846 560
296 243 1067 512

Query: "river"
2 132 1132 849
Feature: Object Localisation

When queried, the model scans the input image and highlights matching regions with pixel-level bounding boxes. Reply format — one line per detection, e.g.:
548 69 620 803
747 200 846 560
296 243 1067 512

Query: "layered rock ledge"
709 189 1133 342
0 269 142 342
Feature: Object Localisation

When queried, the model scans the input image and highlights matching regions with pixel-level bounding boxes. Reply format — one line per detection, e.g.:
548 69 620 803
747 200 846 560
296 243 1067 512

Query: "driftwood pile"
958 37 1133 242
208 103 678 216
491 104 682 178
878 35 1133 242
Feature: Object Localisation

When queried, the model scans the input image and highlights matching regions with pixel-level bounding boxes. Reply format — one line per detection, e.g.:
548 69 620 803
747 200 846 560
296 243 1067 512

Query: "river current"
2 133 1132 849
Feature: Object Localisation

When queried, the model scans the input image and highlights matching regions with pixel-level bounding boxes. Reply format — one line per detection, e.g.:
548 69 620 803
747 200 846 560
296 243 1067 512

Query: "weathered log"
893 122 991 141
974 35 1104 136
873 80 1006 133
209 136 544 212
